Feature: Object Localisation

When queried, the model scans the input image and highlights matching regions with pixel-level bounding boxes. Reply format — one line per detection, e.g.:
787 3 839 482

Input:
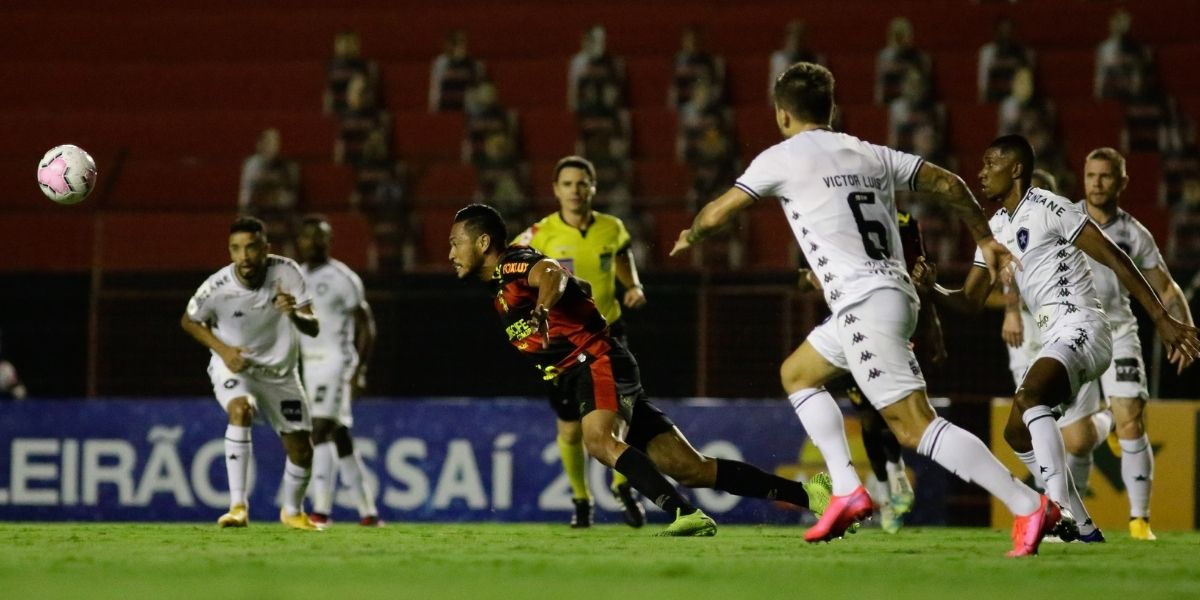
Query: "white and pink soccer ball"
37 144 97 205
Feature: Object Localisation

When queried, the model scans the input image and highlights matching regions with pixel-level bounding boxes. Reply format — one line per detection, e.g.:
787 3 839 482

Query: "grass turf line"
2 523 1198 600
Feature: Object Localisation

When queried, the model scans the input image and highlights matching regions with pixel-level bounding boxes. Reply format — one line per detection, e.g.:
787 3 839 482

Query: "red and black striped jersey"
490 247 611 378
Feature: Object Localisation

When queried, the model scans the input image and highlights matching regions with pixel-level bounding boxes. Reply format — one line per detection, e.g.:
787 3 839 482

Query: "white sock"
1091 411 1114 441
224 425 252 509
1062 464 1096 534
1067 452 1093 496
311 441 337 515
1120 435 1154 518
281 459 311 517
1022 405 1070 508
339 451 378 518
789 388 861 495
918 417 1040 516
1016 450 1045 490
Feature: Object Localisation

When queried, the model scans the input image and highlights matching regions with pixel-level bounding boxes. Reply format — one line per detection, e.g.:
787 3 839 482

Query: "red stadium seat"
838 104 888 146
647 205 696 267
626 57 672 109
412 205 460 267
629 107 678 160
1157 43 1200 96
321 212 374 272
746 202 796 269
107 159 240 210
301 162 355 210
489 59 568 110
0 211 95 272
411 162 476 201
379 61 437 112
734 106 780 163
931 52 978 103
1037 49 1096 101
393 112 465 161
101 212 234 272
632 159 689 200
725 55 770 108
826 53 877 106
1058 100 1123 165
945 102 999 156
518 108 577 161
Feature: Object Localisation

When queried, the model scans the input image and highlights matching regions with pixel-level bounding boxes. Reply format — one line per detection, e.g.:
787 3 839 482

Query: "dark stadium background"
0 0 1196 404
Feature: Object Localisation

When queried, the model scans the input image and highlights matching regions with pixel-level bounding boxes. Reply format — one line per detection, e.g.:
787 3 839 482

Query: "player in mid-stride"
672 62 1059 556
296 215 383 528
181 216 321 530
449 203 835 536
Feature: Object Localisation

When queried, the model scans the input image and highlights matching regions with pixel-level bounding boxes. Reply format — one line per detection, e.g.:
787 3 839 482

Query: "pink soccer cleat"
1007 495 1061 557
804 485 873 543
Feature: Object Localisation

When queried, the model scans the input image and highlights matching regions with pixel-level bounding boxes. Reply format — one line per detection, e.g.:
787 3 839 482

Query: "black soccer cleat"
613 482 646 528
570 498 594 528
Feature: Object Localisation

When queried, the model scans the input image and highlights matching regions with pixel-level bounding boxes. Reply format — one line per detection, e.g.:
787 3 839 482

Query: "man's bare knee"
226 397 253 426
556 419 583 445
311 418 337 444
283 433 314 468
879 392 935 449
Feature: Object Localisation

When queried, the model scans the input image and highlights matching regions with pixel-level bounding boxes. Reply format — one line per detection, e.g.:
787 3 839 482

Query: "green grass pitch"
3 523 1199 599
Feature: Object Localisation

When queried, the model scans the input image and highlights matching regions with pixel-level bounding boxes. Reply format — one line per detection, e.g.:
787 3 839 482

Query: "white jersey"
973 187 1106 337
299 258 365 367
735 129 922 314
1086 208 1162 339
186 255 311 375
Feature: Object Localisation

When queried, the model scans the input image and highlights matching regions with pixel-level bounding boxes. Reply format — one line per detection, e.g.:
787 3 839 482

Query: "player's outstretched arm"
912 258 993 314
615 250 647 308
1073 221 1200 370
670 186 755 257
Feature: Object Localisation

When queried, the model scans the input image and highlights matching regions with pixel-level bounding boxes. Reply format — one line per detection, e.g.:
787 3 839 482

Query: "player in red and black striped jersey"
450 203 833 535
798 209 945 533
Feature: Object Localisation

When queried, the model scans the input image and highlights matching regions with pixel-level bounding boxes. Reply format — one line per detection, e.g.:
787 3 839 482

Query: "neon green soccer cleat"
656 508 717 537
804 472 833 518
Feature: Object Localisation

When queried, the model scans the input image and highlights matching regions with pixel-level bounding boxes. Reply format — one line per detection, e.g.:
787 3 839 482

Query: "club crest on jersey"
1016 227 1030 251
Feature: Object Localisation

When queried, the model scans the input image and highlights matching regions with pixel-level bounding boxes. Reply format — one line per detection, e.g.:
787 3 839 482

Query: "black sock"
881 427 903 465
614 448 695 515
713 458 809 508
861 420 890 483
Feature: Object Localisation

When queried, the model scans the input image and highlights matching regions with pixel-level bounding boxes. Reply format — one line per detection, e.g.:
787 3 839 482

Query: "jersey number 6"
847 192 891 260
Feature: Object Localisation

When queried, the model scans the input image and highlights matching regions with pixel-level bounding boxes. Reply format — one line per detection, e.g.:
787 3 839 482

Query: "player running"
512 155 648 528
180 216 321 530
912 136 1199 544
296 215 383 528
450 203 834 537
1077 148 1193 539
798 209 945 534
671 62 1061 556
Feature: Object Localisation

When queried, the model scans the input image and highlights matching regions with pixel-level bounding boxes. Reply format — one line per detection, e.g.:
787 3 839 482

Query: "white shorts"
1007 310 1042 388
1098 327 1148 400
1057 379 1109 427
208 357 311 435
808 289 925 410
1029 318 1113 406
302 357 356 427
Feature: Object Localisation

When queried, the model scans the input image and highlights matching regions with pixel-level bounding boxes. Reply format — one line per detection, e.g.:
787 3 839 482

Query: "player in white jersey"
1000 169 1114 520
180 216 321 531
671 62 1059 557
1079 148 1195 540
913 135 1198 543
296 216 382 528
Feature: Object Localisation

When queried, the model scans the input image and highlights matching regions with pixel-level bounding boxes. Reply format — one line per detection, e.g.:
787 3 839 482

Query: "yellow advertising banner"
989 398 1200 531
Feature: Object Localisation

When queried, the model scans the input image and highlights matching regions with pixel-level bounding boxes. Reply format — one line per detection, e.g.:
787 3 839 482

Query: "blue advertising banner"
0 398 946 525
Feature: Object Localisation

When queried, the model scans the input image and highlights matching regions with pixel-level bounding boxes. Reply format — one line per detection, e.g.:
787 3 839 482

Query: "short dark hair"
553 155 596 183
300 213 330 228
230 215 266 237
988 134 1036 189
773 62 835 126
454 204 507 252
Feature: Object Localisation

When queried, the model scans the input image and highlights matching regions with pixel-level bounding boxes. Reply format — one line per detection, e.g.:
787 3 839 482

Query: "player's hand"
796 268 823 292
1002 309 1025 348
1155 315 1200 374
978 236 1021 286
352 368 368 396
219 346 251 373
273 280 297 314
669 230 694 257
529 304 551 348
910 257 937 292
623 286 647 309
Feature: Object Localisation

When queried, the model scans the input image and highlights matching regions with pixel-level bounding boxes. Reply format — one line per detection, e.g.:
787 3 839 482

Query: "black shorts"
546 320 629 420
550 340 642 421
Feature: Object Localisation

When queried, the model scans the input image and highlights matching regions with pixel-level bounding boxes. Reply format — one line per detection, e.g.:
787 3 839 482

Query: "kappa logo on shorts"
867 368 884 380
280 399 303 422
859 351 875 363
1016 227 1030 251
1114 358 1141 383
223 379 238 389
851 332 867 344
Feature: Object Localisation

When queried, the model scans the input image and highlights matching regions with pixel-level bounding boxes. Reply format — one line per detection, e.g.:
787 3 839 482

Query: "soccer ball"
37 144 97 205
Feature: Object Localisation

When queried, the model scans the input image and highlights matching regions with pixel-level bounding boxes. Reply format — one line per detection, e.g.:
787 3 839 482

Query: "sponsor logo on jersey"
223 379 238 389
502 262 530 275
1114 358 1141 382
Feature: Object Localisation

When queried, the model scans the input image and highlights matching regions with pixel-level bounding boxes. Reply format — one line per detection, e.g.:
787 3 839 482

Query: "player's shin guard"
1022 405 1071 508
224 425 252 509
339 451 378 518
281 459 312 517
311 441 337 516
558 436 591 501
713 458 808 508
1120 435 1153 518
789 388 860 495
918 417 1040 517
614 447 694 516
